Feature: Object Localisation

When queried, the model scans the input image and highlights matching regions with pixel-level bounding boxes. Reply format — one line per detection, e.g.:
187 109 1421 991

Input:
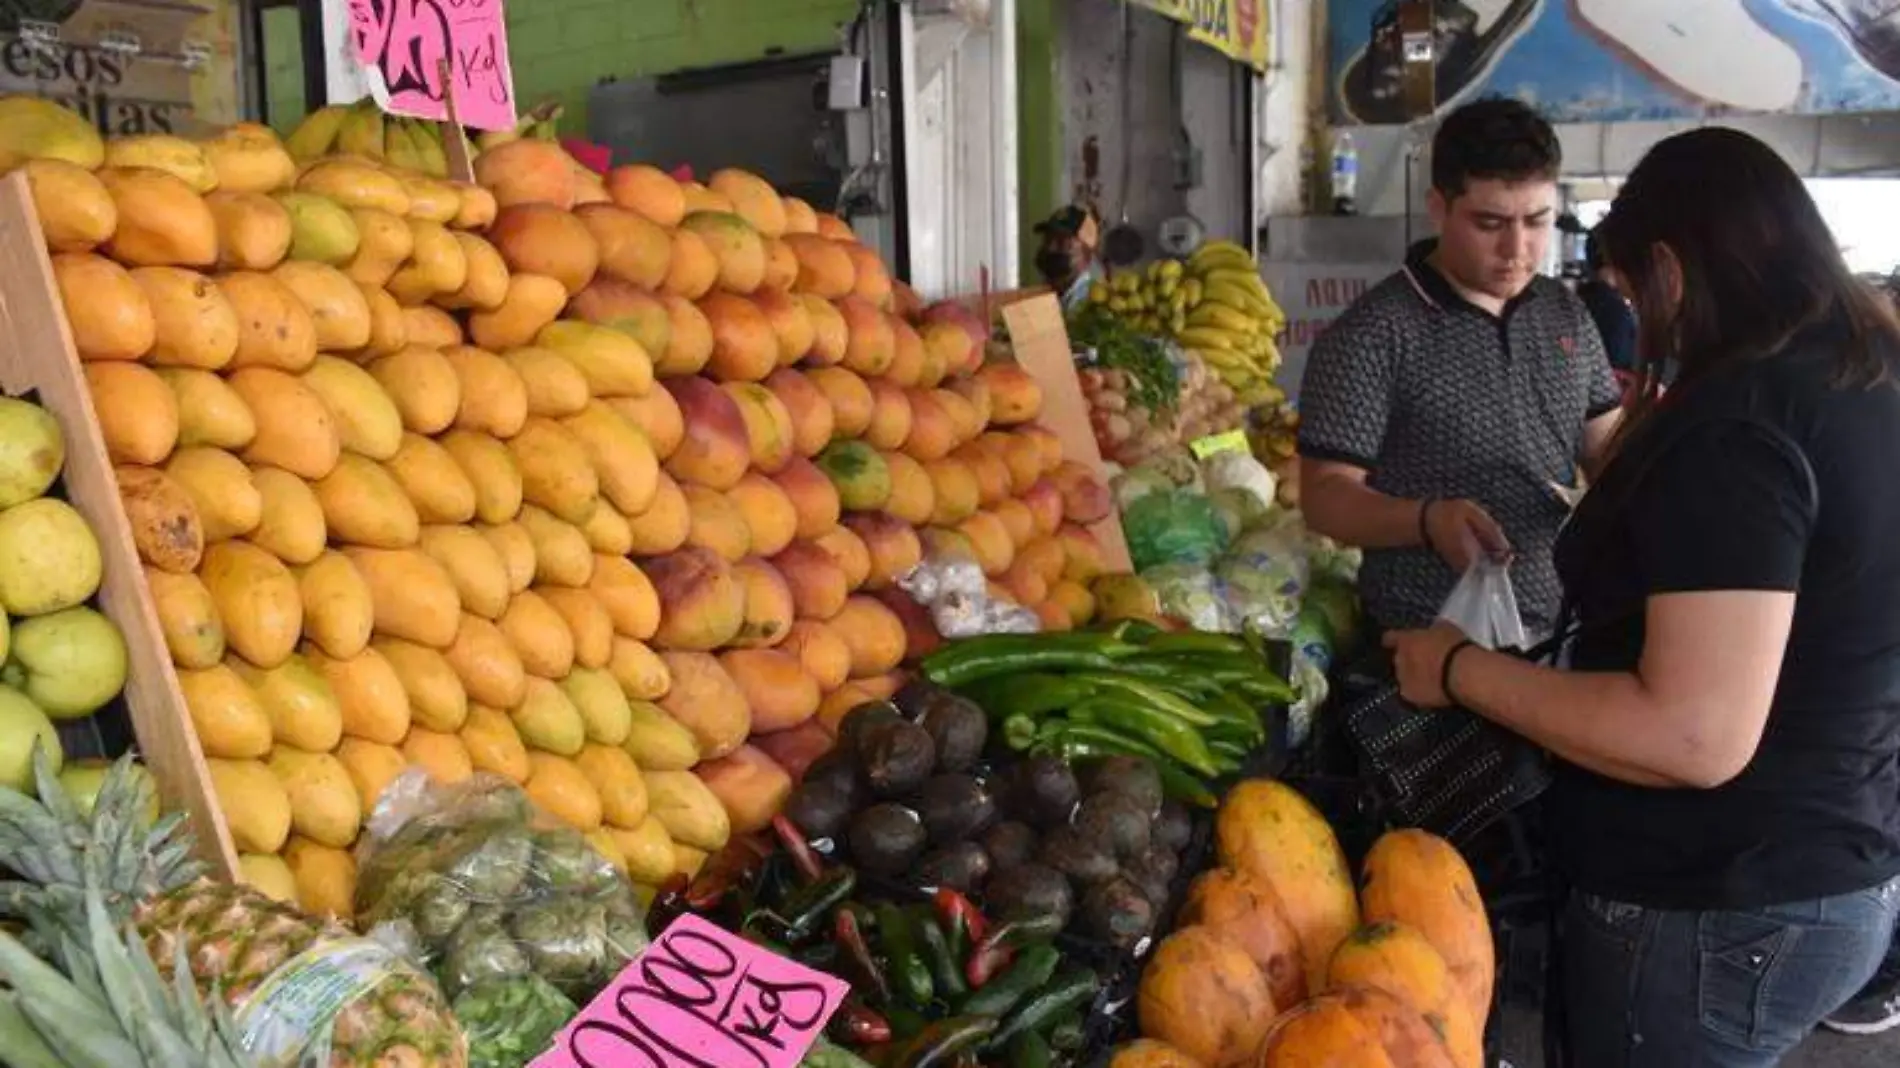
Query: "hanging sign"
322 0 517 131
529 913 850 1068
1134 0 1270 72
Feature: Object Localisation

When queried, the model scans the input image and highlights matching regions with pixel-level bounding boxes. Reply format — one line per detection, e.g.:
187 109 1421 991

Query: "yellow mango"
511 677 586 756
335 738 408 814
296 550 374 659
563 401 659 516
306 645 411 745
158 368 256 450
178 663 270 759
207 758 290 854
516 504 593 587
343 547 462 648
369 347 461 436
444 614 528 710
402 727 475 784
314 453 420 549
372 636 468 732
460 704 530 783
268 748 362 849
198 541 301 669
560 666 632 746
610 816 675 884
417 524 510 620
481 521 537 594
164 446 261 541
385 434 477 525
441 429 524 525
230 652 342 753
524 752 603 831
508 416 599 525
283 836 357 921
245 465 327 565
300 355 403 460
575 743 647 827
145 567 225 670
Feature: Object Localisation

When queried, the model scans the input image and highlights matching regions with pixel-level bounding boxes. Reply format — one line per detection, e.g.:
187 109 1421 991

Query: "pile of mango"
1 95 1121 920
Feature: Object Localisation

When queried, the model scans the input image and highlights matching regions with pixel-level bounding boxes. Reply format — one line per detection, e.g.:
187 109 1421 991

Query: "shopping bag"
1339 560 1552 843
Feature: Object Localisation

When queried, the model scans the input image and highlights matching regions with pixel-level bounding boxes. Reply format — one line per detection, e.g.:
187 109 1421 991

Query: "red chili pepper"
828 1000 893 1046
835 904 892 1005
772 813 825 884
932 887 987 947
965 913 1062 988
685 839 768 910
966 939 1016 988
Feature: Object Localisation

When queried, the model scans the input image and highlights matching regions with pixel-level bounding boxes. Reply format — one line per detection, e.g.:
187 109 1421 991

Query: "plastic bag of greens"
1202 449 1278 510
1123 489 1231 571
1143 563 1239 632
355 771 649 1006
1217 513 1312 634
456 974 577 1068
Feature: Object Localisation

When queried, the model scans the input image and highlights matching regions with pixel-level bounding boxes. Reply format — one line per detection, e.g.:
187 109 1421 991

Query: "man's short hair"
1430 97 1562 198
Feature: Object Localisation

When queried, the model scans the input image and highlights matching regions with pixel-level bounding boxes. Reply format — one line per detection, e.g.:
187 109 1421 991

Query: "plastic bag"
1202 450 1278 510
1437 557 1528 651
355 771 648 1006
1217 512 1312 635
1143 563 1239 632
1123 489 1231 571
899 553 1040 637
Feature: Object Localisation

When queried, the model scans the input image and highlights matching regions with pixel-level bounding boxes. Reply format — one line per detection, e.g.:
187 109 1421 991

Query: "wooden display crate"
0 172 237 879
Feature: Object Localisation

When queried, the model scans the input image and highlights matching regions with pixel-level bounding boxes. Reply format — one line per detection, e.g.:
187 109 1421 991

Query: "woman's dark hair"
1431 97 1561 197
1596 127 1900 426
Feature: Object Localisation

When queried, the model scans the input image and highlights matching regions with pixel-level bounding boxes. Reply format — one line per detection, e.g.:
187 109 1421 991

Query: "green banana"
336 100 386 159
410 122 450 177
284 105 350 161
382 117 423 171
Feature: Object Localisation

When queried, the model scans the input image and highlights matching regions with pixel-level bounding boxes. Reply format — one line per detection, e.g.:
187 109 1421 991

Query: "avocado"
782 780 853 840
984 862 1073 928
1122 846 1180 907
1075 792 1152 859
979 821 1039 874
1152 800 1193 854
1082 755 1164 816
917 773 997 845
1080 875 1157 949
1004 754 1080 829
802 750 865 809
914 694 989 773
914 841 992 892
837 700 903 750
846 802 928 875
855 719 937 797
1040 826 1118 886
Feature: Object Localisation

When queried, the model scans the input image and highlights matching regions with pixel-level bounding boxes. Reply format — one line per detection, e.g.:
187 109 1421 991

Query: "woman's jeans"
1564 877 1900 1065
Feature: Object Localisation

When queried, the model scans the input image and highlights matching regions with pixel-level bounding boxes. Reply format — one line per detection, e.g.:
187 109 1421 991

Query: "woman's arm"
1388 589 1794 789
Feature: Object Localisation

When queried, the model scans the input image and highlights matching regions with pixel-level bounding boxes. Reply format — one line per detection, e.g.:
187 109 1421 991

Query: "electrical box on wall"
828 54 867 110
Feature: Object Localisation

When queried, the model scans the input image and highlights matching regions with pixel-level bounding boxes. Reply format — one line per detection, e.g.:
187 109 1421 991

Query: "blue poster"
1330 1 1900 124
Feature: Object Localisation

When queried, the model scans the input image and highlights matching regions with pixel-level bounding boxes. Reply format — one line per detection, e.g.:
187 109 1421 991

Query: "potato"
693 744 792 836
644 769 731 852
656 652 750 760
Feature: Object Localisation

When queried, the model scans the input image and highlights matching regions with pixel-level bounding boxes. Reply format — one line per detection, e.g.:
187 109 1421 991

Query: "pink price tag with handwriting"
347 0 516 131
529 912 850 1068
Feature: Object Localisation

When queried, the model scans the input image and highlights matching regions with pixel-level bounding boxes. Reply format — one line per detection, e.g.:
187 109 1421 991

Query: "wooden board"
1001 294 1133 572
0 173 237 879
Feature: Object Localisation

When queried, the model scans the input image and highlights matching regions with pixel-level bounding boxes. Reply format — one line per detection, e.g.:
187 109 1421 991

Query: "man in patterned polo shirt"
1297 98 1623 640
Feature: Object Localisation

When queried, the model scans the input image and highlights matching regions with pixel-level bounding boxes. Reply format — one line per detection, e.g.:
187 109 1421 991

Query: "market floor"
1786 1029 1900 1067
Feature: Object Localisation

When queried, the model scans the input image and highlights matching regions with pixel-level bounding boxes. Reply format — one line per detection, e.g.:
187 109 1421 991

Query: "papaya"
1358 829 1495 1032
1181 867 1307 1010
1327 923 1483 1068
1254 994 1394 1068
1215 780 1361 993
1136 926 1277 1068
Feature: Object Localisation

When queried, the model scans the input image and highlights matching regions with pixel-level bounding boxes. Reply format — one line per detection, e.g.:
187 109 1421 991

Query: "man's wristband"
1418 499 1437 550
1442 639 1478 708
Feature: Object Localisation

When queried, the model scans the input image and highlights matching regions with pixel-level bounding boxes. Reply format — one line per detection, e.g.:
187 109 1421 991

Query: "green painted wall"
264 0 859 133
1017 0 1063 281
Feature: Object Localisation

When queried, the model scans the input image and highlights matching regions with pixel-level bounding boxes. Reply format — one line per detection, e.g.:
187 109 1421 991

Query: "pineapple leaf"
84 871 163 1039
29 743 82 834
171 937 215 1048
0 929 114 1037
0 990 68 1068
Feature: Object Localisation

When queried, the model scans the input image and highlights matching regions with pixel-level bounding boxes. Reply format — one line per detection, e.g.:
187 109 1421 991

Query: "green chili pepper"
883 1014 1000 1068
1065 673 1227 728
1142 630 1253 656
773 865 857 939
1045 1011 1086 1053
875 901 934 1007
1105 617 1166 644
1004 1031 1053 1068
961 943 1060 1016
978 673 1098 720
1032 721 1166 761
987 966 1099 1050
1064 697 1221 776
921 634 1139 688
909 905 967 1002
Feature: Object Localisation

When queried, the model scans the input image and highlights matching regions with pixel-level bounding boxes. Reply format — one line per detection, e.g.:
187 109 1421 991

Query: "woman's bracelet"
1442 639 1478 708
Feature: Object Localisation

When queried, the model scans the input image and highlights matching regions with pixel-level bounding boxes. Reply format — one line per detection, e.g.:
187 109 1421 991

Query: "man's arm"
1300 459 1429 549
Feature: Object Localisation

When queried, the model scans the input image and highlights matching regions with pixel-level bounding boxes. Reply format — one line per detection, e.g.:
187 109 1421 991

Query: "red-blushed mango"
487 203 599 295
658 651 750 760
903 389 958 462
829 594 907 678
781 197 819 236
1058 522 1109 582
926 457 981 527
1053 460 1113 524
720 648 818 735
815 213 857 241
661 228 719 300
934 390 981 447
727 472 798 558
955 441 1012 507
863 380 914 452
765 368 835 458
813 525 872 591
722 381 795 474
885 318 927 387
878 450 936 528
842 243 893 307
657 294 714 376
984 431 1043 495
874 586 942 661
771 541 849 621
762 239 798 292
474 139 576 209
568 276 671 360
728 556 796 650
694 743 792 834
643 546 745 651
575 202 672 290
801 294 849 366
772 456 842 540
607 389 685 461
782 234 856 298
681 211 767 295
750 718 832 781
958 510 1016 576
838 296 895 376
978 363 1045 425
808 366 874 439
662 377 751 490
948 373 993 431
779 619 850 692
698 292 778 382
607 164 687 227
921 320 975 383
845 512 923 591
1021 478 1065 537
681 483 752 563
1021 424 1065 473
709 168 788 238
993 497 1037 551
753 287 815 366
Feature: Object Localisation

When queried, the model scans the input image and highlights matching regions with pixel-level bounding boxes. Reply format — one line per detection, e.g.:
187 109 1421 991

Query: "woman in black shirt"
1388 127 1900 1064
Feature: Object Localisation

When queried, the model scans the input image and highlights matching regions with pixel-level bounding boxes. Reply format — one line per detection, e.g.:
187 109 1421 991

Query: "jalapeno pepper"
874 901 934 1007
987 966 1099 1050
932 888 986 957
961 942 1059 1017
909 905 967 1001
1003 1031 1052 1068
772 813 825 884
835 904 891 1006
880 1014 999 1068
972 673 1097 720
768 865 856 941
828 999 892 1046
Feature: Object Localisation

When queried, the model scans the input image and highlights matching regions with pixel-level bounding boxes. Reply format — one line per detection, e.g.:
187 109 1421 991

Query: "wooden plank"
0 173 237 879
437 58 477 184
1001 294 1134 572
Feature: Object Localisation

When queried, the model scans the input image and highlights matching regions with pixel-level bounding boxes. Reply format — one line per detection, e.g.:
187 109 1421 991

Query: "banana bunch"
1086 257 1197 336
282 100 451 177
473 101 565 154
1173 240 1288 407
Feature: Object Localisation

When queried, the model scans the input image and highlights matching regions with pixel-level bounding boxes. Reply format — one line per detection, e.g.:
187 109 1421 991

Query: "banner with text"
1135 0 1269 72
1261 261 1392 405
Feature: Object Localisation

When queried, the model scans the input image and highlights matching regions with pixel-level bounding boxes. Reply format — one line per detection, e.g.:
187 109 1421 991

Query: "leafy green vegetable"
1068 304 1180 415
455 975 577 1068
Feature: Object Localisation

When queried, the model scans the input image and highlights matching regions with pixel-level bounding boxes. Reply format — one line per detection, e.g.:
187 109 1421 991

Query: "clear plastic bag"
1123 489 1231 571
355 771 648 1008
1436 557 1528 651
1143 563 1240 632
900 553 1041 637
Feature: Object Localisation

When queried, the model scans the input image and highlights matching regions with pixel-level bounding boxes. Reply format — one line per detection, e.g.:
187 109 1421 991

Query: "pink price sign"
347 0 516 131
530 913 850 1068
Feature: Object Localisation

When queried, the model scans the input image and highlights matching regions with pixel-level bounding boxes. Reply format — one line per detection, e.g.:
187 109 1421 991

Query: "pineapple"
0 750 467 1067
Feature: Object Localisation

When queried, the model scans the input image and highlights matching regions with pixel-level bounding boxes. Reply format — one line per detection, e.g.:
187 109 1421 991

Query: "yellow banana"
284 105 350 161
1188 303 1259 332
1189 240 1253 273
336 101 386 160
412 122 450 178
1203 268 1269 295
1206 281 1271 317
1177 327 1241 351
